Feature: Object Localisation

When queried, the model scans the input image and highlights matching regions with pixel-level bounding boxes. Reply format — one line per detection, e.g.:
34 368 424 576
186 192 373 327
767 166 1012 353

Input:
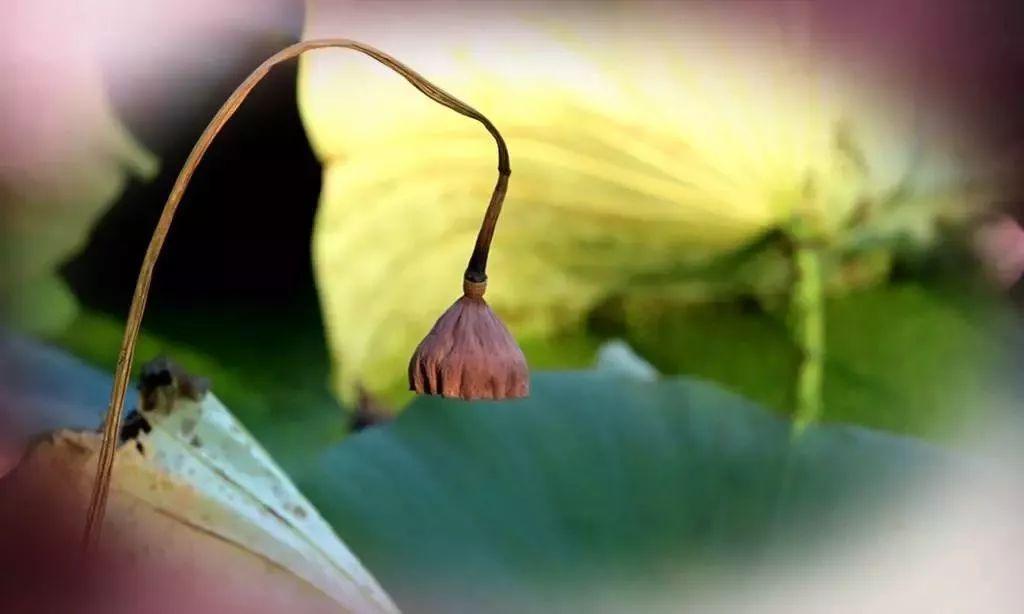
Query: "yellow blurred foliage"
299 2 984 405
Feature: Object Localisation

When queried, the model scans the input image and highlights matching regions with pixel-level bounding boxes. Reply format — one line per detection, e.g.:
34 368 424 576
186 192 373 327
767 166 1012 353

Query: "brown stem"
83 38 512 551
464 173 509 283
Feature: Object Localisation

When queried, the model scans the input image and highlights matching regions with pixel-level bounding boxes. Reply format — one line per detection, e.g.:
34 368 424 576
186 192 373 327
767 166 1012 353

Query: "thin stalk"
790 242 824 437
84 39 512 551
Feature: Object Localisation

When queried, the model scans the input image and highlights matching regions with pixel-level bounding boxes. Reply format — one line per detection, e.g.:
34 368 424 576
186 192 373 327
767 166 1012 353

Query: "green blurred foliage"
0 88 155 336
619 280 1016 440
54 266 1017 456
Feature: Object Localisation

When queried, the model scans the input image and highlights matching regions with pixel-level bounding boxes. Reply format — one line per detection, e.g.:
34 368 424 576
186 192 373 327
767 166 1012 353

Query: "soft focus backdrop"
2 1 1023 612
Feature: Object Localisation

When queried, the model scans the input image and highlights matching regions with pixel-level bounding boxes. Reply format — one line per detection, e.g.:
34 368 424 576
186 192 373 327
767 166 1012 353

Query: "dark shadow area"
58 24 346 444
63 47 321 314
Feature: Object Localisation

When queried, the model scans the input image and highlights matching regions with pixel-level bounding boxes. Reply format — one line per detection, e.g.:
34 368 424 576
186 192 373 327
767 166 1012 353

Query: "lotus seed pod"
409 280 529 400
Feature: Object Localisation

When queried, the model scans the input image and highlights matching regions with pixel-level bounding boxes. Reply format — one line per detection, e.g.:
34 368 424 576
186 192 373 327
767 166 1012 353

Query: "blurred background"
2 1 1023 612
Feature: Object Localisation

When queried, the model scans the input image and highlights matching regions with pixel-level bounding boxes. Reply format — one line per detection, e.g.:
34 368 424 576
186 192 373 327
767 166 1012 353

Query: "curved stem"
465 173 509 282
84 38 512 550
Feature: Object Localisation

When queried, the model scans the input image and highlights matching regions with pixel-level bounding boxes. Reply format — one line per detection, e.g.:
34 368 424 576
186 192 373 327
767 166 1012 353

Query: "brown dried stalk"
85 39 525 551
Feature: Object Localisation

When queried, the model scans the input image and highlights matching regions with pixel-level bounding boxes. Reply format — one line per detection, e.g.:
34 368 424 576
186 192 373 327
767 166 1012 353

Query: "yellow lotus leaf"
299 2 983 406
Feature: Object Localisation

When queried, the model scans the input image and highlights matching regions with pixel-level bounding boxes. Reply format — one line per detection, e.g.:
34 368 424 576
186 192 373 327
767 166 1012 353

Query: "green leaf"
298 371 951 612
622 282 1017 439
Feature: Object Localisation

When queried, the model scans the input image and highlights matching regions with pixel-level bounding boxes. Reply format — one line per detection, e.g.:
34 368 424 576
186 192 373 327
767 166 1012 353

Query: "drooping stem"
790 241 824 437
84 39 512 551
464 172 509 283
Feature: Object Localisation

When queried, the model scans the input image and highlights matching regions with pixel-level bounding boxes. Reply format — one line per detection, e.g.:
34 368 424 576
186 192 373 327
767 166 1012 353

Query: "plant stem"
84 39 511 551
790 241 824 437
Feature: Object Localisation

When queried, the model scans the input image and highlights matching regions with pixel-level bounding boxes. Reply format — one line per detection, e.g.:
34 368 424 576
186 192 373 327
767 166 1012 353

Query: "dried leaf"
6 365 397 613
